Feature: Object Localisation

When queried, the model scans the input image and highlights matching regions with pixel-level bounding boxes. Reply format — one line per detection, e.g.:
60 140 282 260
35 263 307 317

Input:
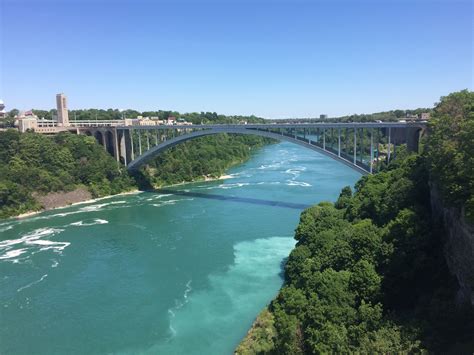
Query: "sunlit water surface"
0 142 360 354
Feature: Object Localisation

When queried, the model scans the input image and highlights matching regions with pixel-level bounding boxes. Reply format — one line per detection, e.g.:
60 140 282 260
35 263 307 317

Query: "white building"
18 117 38 132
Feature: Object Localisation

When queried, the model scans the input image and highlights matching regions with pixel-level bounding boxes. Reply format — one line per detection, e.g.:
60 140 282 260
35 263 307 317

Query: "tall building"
56 93 69 126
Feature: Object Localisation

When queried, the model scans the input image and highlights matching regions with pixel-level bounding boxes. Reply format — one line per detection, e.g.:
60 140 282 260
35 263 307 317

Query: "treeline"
333 108 431 123
270 108 431 123
236 90 474 354
0 108 265 127
0 129 273 218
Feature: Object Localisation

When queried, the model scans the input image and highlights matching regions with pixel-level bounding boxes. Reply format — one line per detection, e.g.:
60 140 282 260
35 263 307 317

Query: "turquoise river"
0 142 360 354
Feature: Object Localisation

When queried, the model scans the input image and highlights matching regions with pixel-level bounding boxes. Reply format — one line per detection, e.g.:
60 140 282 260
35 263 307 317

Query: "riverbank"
11 174 235 220
14 188 142 220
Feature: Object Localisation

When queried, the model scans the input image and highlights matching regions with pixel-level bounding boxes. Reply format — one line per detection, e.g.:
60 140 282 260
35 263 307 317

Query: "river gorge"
0 142 360 354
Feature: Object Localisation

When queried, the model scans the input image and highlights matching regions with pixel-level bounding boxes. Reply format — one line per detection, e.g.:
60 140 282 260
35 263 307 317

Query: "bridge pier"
370 128 373 174
114 129 132 165
353 128 357 164
406 127 423 153
338 128 341 157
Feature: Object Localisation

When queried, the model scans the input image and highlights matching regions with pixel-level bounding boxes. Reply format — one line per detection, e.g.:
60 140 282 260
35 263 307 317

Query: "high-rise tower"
56 93 69 126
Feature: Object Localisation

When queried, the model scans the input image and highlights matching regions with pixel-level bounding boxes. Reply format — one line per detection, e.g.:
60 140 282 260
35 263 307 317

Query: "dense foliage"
141 134 272 187
0 129 272 218
0 130 136 218
238 91 474 354
425 90 474 221
268 108 431 123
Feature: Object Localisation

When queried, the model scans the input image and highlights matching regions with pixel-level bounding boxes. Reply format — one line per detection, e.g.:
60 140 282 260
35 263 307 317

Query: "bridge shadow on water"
152 189 311 210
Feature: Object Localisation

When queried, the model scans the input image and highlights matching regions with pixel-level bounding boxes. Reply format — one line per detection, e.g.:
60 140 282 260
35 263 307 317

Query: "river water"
0 142 360 354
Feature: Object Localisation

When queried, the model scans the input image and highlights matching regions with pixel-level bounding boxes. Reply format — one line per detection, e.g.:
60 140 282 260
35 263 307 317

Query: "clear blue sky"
1 0 472 118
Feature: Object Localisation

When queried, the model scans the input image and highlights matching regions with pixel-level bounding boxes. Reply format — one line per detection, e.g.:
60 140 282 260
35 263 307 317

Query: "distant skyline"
1 0 472 118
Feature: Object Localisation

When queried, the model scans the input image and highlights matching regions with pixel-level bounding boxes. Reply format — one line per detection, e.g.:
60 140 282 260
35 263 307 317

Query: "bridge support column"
119 131 126 165
138 131 142 156
376 128 380 172
338 129 341 157
345 128 349 157
353 128 357 164
370 128 373 174
323 129 326 150
130 130 135 161
113 129 120 162
388 127 391 163
406 127 421 153
118 129 133 165
100 131 107 151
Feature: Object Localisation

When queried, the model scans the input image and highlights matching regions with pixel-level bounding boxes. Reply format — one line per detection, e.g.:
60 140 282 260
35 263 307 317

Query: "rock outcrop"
430 183 474 307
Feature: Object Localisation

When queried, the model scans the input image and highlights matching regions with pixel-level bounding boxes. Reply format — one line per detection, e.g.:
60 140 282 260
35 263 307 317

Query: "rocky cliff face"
430 183 474 307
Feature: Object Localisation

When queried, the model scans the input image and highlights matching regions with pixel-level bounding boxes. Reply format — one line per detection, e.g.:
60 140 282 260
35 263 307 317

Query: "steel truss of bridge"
78 122 426 175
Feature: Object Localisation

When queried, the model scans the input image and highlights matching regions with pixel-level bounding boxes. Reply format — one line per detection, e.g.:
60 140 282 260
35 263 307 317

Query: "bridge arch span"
126 128 369 175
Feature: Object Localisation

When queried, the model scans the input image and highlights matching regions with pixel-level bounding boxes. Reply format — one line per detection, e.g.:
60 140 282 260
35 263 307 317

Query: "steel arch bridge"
79 123 426 175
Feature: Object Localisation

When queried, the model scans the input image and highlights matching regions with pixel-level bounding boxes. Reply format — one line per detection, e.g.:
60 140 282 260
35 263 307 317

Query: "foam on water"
0 227 69 262
16 274 48 293
286 181 312 187
257 163 281 170
146 194 173 201
0 249 28 260
214 182 250 190
152 198 194 207
167 280 193 338
0 225 13 232
150 236 296 355
69 219 109 226
79 200 126 212
14 199 131 222
0 227 63 249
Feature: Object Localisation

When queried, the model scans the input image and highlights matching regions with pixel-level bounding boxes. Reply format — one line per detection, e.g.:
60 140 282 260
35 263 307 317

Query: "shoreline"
12 174 234 221
14 189 142 220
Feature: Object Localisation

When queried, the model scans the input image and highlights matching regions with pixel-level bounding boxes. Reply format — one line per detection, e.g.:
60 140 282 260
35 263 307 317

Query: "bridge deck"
114 122 427 130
